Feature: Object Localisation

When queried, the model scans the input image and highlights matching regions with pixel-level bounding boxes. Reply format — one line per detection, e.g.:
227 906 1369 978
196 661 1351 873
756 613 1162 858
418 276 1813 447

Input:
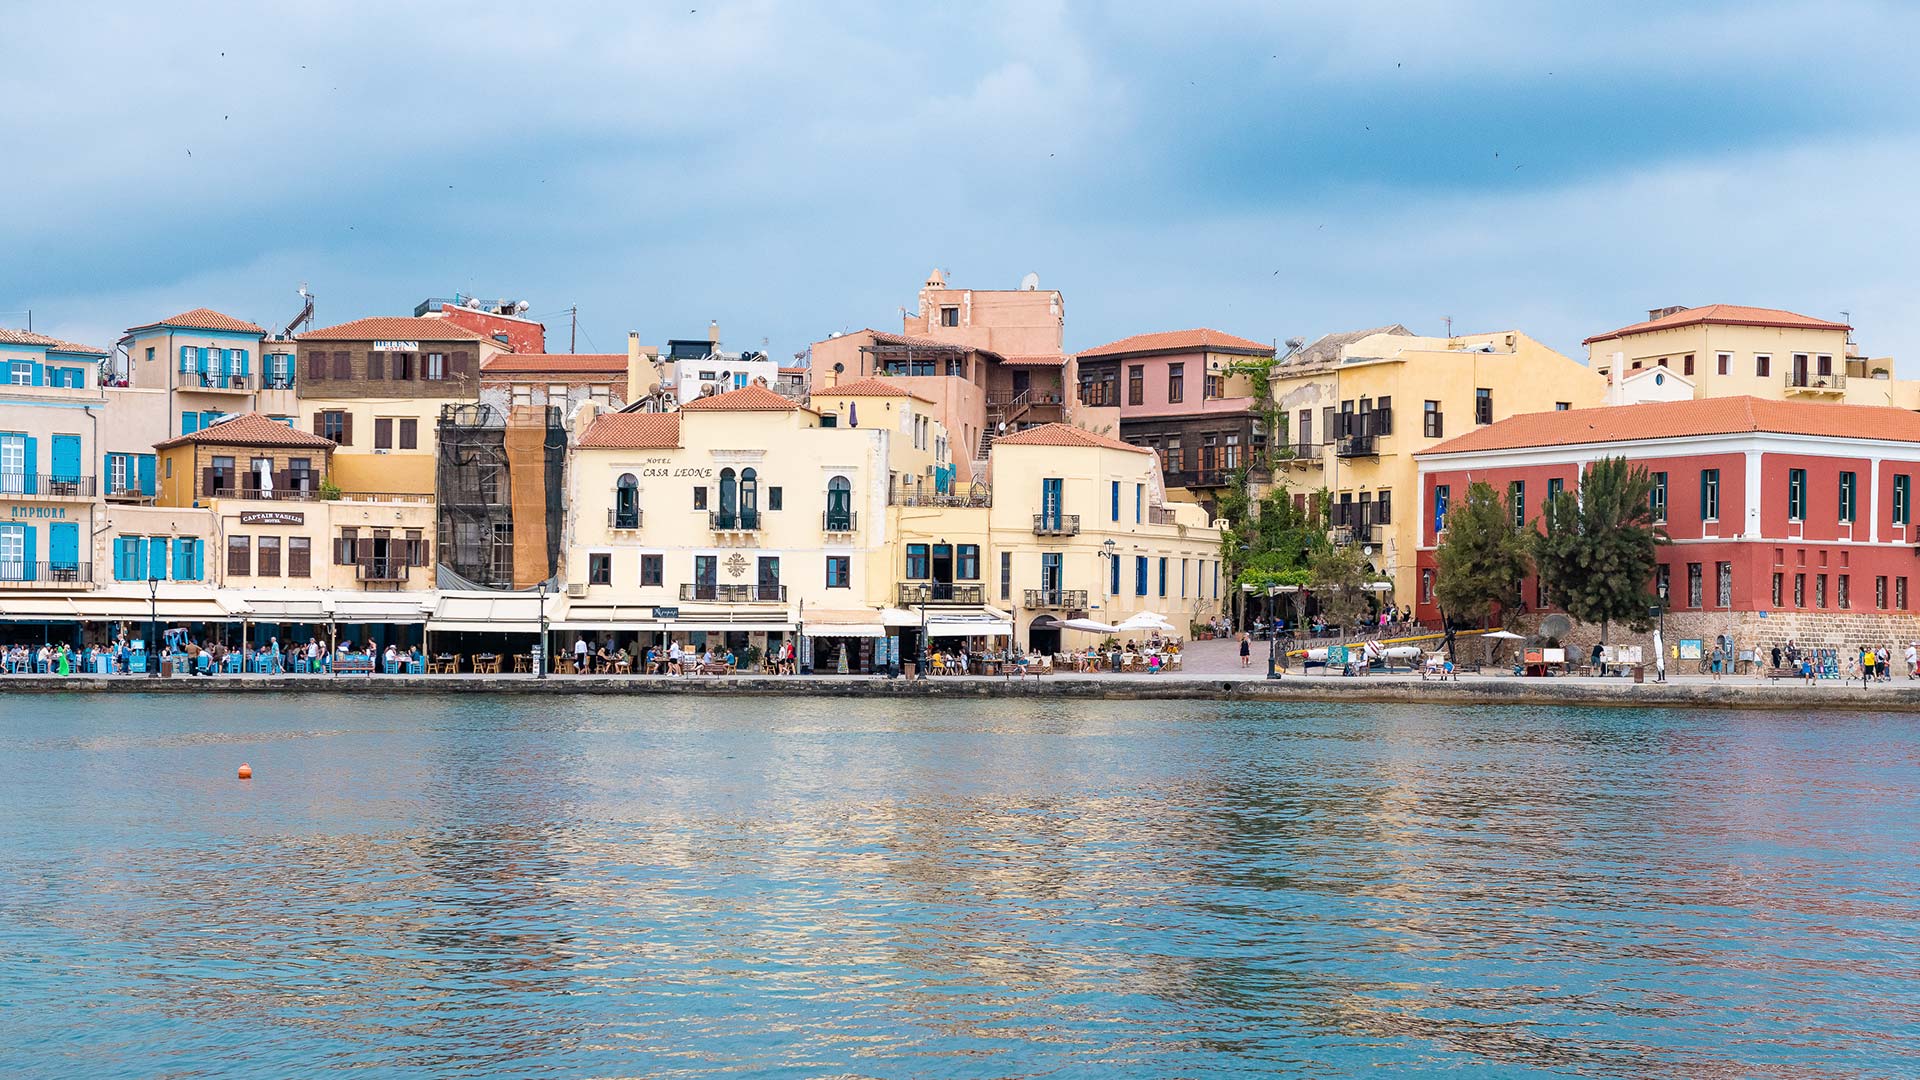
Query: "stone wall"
1524 608 1920 674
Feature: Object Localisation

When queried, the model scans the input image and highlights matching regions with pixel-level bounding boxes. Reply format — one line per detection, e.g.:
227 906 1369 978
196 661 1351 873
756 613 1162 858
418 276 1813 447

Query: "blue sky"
6 1 1920 366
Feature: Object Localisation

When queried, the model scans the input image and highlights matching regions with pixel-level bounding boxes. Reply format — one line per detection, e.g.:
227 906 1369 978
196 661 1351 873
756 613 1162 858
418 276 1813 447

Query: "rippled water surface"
2 694 1917 1078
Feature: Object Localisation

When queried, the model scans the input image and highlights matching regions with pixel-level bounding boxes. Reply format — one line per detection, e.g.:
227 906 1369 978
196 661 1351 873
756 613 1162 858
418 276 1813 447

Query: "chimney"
707 319 720 346
1611 350 1625 405
626 331 659 404
1648 305 1688 321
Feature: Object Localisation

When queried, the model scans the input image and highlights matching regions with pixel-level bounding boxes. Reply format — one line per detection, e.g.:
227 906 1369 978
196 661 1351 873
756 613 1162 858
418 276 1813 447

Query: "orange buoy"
237 763 253 780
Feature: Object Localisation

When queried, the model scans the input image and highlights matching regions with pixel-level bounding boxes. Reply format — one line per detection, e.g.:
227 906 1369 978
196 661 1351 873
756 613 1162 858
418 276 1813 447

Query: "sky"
7 1 1920 367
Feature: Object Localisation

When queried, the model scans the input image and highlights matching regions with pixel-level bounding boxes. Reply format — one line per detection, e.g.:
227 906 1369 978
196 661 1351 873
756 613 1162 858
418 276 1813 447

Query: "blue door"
49 522 78 573
51 434 81 482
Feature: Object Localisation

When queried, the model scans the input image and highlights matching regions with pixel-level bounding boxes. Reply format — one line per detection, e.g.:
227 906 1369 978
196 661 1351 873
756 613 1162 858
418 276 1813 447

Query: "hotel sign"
374 340 420 351
7 505 69 520
239 511 305 525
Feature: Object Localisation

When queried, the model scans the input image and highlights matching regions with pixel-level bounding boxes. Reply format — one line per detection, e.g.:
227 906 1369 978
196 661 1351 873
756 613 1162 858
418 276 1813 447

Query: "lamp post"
1651 583 1668 683
536 579 549 679
917 583 930 680
146 574 160 678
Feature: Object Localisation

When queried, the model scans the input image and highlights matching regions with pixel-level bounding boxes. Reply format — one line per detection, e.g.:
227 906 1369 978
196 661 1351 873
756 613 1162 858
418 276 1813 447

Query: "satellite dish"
514 300 531 314
1019 272 1040 291
465 297 482 309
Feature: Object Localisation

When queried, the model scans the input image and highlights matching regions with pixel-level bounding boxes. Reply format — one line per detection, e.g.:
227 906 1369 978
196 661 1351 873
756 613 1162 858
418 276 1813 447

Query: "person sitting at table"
595 644 612 673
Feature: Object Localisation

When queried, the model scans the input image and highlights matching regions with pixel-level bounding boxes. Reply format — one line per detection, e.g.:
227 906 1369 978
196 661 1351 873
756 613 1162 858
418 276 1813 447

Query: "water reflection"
0 695 1915 1078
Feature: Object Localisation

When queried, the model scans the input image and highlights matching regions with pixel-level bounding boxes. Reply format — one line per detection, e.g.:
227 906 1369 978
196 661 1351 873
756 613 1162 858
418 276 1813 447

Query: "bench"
335 656 375 675
1764 665 1801 681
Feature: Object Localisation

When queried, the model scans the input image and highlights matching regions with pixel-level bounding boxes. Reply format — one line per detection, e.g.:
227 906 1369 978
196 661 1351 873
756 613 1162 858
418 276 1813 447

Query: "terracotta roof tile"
482 353 626 375
1078 328 1274 359
578 412 682 449
678 384 798 412
0 327 107 354
992 422 1149 454
154 412 336 451
811 377 930 401
1421 396 1920 456
134 308 266 335
1584 305 1849 345
866 329 1008 362
299 316 489 342
1000 354 1071 367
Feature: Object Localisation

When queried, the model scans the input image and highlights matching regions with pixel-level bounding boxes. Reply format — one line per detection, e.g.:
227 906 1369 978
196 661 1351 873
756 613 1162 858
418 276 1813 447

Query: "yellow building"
1584 304 1917 408
808 377 954 496
1270 328 1607 600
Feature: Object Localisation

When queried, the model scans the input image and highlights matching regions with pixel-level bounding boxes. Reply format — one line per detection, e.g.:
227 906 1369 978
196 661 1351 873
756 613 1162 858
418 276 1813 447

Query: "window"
1787 468 1806 522
1158 557 1168 597
1700 469 1720 521
1205 372 1225 398
1717 561 1733 607
1135 555 1148 596
256 536 281 576
548 383 567 401
826 555 850 588
1900 576 1910 610
1167 363 1184 403
588 553 612 585
1423 400 1443 439
1687 562 1703 607
1546 476 1564 505
614 474 640 529
1895 474 1912 526
1683 354 1695 376
641 553 663 586
173 537 201 581
1793 573 1805 607
906 543 929 579
1164 442 1183 473
1432 484 1450 534
1509 481 1526 529
1474 388 1492 425
1135 484 1143 524
426 353 445 380
940 306 959 327
1755 354 1770 377
1000 550 1012 601
1877 575 1888 609
1110 550 1121 595
692 486 707 510
1816 573 1828 609
1839 471 1856 523
335 527 357 566
331 351 350 379
399 419 418 450
1717 352 1730 376
957 544 980 580
374 417 394 450
406 529 428 566
1375 396 1393 435
206 456 235 498
318 410 348 443
1555 401 1570 411
1079 367 1117 406
1650 471 1668 522
1816 354 1833 377
1773 572 1784 608
512 386 533 408
1127 365 1144 406
1377 489 1392 524
288 537 310 577
1838 573 1851 610
367 351 386 380
227 536 251 577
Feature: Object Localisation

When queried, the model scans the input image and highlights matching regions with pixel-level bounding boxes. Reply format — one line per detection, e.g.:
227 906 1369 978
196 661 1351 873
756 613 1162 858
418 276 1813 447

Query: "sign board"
653 606 680 620
1543 648 1566 663
374 340 420 351
239 511 305 525
1678 639 1703 660
1327 644 1348 665
1614 645 1643 664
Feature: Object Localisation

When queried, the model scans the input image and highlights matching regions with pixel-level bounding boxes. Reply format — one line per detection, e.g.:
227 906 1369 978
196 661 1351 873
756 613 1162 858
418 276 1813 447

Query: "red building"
1413 397 1920 647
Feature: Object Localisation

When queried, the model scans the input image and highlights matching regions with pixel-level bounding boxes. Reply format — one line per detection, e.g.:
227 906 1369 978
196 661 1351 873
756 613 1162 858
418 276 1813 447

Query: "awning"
880 607 921 627
218 591 329 621
69 592 236 622
334 600 431 625
926 617 1012 638
0 595 87 619
802 624 884 638
665 621 794 633
424 591 539 631
552 603 663 632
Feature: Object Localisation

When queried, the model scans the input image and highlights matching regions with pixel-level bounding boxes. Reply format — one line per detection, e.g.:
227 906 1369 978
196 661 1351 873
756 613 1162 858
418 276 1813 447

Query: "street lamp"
536 579 549 679
1651 583 1668 682
146 574 160 678
918 539 945 680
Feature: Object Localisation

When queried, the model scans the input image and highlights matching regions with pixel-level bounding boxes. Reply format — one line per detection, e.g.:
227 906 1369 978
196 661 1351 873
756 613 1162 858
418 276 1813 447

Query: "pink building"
1075 329 1275 495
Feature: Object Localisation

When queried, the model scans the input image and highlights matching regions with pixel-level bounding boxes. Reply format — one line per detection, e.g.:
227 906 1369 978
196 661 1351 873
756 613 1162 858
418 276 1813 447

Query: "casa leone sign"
636 456 712 479
239 511 305 526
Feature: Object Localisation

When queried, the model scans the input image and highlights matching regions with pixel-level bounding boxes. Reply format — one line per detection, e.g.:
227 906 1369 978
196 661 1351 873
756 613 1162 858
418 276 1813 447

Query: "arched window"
740 467 760 529
826 475 852 531
718 468 738 527
614 473 639 529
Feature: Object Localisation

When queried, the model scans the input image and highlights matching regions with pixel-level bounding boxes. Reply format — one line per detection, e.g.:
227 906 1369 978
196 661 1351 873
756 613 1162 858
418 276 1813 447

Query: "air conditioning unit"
372 448 389 455
565 582 588 598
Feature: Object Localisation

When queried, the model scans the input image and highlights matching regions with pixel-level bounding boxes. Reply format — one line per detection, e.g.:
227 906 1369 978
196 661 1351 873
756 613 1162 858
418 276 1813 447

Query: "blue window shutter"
112 539 126 581
51 434 80 481
148 537 169 580
137 454 155 496
50 522 77 569
173 538 191 581
178 346 190 372
1110 481 1120 522
21 525 36 573
20 437 36 494
1110 553 1120 594
1135 485 1142 523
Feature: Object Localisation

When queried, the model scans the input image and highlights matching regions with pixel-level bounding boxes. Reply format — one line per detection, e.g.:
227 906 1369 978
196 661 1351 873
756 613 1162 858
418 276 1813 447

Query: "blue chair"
408 657 425 674
382 659 401 675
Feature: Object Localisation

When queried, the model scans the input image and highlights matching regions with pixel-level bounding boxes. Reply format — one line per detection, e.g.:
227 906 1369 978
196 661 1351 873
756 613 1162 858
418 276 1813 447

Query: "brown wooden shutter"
367 351 385 380
313 412 325 438
333 351 350 379
306 351 325 380
340 411 353 446
288 537 311 578
374 417 392 449
399 418 417 449
450 350 470 377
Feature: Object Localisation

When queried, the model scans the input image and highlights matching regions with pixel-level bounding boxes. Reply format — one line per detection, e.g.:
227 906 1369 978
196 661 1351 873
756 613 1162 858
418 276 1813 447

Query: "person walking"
1239 632 1252 669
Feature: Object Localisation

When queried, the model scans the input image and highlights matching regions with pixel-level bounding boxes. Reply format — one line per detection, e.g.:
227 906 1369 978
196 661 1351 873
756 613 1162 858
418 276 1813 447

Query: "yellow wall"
299 396 444 495
1586 322 1917 408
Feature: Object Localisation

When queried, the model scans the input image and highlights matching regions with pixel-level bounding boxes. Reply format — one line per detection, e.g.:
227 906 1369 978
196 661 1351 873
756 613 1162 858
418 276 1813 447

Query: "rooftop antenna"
282 284 315 338
1443 315 1454 339
569 305 578 352
1841 309 1854 345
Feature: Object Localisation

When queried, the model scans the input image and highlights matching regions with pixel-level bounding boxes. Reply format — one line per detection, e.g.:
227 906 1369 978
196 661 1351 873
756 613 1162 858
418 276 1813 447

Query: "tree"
1533 456 1667 642
1432 480 1533 627
1307 542 1373 631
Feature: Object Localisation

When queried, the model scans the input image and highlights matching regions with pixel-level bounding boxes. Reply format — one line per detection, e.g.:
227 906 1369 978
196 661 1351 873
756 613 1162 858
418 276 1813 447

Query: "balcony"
1785 369 1845 394
0 562 92 587
355 560 410 583
1146 506 1180 526
608 508 643 531
1163 469 1230 489
1282 442 1323 467
1336 433 1377 457
179 372 252 393
1024 588 1088 611
898 582 987 606
104 481 153 503
890 478 991 507
1032 513 1080 536
680 582 787 603
0 474 96 499
261 377 296 391
709 510 762 533
822 510 858 534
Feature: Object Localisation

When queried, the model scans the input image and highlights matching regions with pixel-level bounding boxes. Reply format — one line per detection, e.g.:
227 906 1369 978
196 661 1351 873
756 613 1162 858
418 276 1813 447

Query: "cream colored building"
1584 304 1917 408
1270 328 1608 601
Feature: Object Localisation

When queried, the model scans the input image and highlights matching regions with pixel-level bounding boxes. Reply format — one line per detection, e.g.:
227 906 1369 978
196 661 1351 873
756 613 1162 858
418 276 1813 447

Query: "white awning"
880 607 921 627
802 623 884 638
665 621 794 633
926 618 1012 638
424 591 541 631
69 593 236 621
0 596 86 619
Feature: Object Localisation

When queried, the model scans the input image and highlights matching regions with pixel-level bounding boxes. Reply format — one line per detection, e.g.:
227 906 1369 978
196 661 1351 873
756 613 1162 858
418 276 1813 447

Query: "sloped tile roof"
578 412 682 449
0 327 107 354
678 384 798 411
1078 328 1274 359
1000 354 1071 367
154 412 336 450
134 308 266 335
482 353 626 374
299 316 489 342
993 422 1150 454
1421 396 1920 456
1584 305 1850 345
811 377 930 401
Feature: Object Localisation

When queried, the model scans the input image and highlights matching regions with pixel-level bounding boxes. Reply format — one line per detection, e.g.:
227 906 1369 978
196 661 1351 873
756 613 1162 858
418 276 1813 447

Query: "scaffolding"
436 403 565 589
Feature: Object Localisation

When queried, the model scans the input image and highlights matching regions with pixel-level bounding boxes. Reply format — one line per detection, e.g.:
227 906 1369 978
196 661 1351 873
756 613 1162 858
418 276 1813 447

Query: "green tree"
1432 480 1533 627
1533 456 1667 642
1307 542 1373 631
